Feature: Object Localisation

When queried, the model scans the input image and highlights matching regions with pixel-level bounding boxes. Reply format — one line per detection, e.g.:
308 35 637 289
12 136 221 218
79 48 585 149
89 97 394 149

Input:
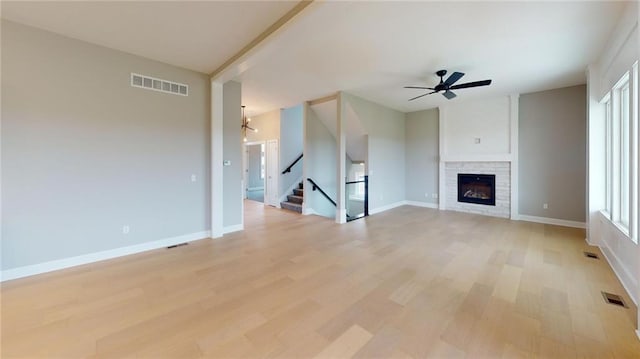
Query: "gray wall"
405 108 439 205
1 21 210 270
519 85 587 221
305 107 337 218
222 81 242 228
342 93 406 211
279 105 303 197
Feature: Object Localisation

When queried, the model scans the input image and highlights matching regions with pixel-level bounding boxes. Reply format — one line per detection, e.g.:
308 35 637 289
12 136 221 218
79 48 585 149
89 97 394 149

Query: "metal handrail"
281 153 303 174
306 178 337 207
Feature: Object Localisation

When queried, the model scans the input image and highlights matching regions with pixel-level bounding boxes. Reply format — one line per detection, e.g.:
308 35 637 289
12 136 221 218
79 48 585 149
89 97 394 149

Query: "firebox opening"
457 174 496 206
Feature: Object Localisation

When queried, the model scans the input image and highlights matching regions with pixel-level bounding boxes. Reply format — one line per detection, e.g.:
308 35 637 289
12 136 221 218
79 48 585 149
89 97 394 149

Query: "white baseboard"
247 187 264 191
336 208 347 224
223 224 243 234
1 230 211 282
303 207 318 216
404 200 439 209
370 201 406 215
599 241 638 306
518 214 586 229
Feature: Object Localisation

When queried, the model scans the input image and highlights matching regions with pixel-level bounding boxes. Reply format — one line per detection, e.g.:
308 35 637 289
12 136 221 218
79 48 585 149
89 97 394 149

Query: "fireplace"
457 173 496 206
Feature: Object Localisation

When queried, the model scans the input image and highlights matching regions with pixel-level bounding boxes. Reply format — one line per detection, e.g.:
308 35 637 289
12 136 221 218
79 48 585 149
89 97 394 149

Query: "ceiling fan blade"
449 79 492 90
408 91 437 101
404 86 435 90
444 72 464 86
442 90 457 100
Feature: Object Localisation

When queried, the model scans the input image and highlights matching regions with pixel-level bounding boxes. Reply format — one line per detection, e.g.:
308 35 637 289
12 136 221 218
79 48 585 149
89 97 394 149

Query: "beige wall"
519 85 587 222
405 108 439 205
245 109 280 143
222 81 243 228
1 20 211 270
342 93 406 211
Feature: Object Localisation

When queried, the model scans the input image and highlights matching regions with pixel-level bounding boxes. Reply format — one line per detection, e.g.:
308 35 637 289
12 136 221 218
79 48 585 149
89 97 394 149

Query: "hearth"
457 173 496 206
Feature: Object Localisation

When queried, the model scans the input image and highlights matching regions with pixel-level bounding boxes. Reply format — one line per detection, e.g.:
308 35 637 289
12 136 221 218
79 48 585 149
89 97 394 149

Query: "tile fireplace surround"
445 161 511 218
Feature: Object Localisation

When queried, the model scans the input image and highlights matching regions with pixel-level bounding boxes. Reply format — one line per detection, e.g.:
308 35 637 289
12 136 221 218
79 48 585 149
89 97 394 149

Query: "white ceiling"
239 1 626 114
0 1 297 74
1 1 628 115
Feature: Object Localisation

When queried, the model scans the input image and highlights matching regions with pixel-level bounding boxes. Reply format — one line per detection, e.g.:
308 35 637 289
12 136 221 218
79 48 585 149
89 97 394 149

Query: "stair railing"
345 175 369 220
282 153 303 175
306 178 337 207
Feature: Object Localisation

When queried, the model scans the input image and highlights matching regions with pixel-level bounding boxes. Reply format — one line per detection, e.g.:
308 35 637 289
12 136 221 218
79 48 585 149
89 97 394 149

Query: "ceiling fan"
405 70 492 101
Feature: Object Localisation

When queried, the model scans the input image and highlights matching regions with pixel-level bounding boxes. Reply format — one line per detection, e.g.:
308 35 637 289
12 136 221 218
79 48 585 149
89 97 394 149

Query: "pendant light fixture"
241 105 258 142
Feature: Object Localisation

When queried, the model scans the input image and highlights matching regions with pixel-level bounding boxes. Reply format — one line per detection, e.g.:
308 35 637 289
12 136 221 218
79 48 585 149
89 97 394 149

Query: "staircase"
281 182 303 213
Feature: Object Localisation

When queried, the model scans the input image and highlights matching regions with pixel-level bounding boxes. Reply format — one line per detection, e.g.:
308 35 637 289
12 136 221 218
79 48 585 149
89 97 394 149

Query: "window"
620 83 630 228
604 98 612 215
348 163 366 200
603 64 637 242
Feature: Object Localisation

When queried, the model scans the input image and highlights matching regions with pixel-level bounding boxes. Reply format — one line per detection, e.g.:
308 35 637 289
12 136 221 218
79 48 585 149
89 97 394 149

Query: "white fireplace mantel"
440 154 514 163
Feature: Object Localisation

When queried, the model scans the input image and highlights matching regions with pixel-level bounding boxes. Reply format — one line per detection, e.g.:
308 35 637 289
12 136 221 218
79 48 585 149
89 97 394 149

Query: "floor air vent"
584 251 599 259
601 291 627 308
131 73 188 96
167 243 188 249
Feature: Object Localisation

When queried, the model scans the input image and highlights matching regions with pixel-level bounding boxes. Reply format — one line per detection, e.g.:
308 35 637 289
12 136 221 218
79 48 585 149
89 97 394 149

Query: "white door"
266 140 279 206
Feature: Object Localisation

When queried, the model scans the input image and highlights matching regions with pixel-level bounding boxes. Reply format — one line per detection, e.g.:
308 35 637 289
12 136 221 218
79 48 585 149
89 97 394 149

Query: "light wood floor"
2 201 640 358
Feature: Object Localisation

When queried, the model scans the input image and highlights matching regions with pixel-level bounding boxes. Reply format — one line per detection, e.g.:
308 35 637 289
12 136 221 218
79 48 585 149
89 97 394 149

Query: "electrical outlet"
543 203 548 209
191 174 197 182
432 193 438 199
425 192 429 198
474 137 481 144
122 225 130 234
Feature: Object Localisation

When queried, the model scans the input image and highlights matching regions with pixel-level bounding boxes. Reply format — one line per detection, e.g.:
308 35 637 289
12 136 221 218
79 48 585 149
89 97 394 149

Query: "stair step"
298 182 303 189
281 201 302 213
287 195 303 204
292 188 304 197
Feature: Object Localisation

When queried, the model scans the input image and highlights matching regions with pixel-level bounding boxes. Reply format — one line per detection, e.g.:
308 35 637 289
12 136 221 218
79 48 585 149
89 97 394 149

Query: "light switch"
474 137 481 144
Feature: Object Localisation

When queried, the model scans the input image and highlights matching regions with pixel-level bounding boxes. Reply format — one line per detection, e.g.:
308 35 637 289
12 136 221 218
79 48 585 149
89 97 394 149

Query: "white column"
336 93 347 223
509 94 520 220
302 102 310 215
211 80 224 238
586 65 606 246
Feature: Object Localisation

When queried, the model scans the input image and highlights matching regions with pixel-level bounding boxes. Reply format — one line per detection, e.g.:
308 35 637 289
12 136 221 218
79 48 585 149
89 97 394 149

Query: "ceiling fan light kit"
405 70 492 101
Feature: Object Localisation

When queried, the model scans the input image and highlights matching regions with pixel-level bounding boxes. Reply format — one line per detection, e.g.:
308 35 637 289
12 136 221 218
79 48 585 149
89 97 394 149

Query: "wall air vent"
131 73 188 96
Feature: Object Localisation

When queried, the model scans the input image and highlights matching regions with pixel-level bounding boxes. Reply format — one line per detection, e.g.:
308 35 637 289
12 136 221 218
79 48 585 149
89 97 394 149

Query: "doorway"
244 142 265 203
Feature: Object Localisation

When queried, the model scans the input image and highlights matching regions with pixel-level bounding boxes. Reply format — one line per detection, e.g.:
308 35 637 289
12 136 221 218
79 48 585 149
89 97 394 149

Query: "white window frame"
631 62 638 243
603 95 612 217
604 65 638 243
